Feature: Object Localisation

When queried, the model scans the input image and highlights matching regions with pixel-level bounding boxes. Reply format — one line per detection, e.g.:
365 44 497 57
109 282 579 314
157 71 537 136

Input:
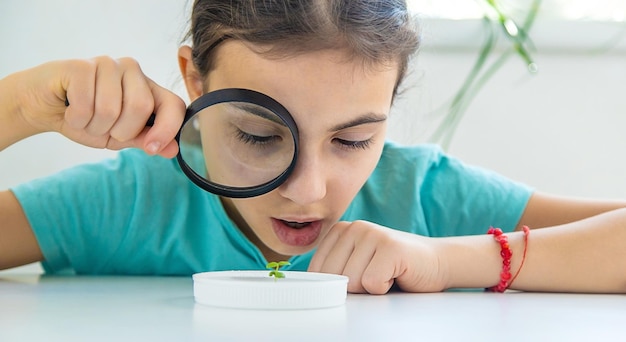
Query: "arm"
444 197 626 293
310 192 626 294
0 57 185 155
0 57 186 270
0 191 42 270
515 191 626 230
511 206 626 292
0 71 35 149
446 191 626 292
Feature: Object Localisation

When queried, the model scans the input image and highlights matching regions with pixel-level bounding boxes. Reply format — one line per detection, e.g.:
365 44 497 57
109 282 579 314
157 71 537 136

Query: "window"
407 0 626 51
408 0 626 22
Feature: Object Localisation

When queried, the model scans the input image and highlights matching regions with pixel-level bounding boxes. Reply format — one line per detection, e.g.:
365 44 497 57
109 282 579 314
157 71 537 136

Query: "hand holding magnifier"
67 88 299 198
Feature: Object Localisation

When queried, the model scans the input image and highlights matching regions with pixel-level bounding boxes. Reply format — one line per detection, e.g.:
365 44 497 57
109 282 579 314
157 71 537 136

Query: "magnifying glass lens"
176 90 298 198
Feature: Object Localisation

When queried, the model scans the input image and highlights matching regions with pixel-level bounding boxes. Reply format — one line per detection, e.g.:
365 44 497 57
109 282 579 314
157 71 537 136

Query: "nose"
277 147 327 205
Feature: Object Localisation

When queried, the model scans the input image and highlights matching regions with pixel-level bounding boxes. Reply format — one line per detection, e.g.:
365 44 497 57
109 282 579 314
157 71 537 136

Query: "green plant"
430 0 542 149
266 261 291 280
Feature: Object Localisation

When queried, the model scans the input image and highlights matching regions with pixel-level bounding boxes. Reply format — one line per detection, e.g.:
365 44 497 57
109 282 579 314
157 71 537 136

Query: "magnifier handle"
145 113 156 126
65 98 156 126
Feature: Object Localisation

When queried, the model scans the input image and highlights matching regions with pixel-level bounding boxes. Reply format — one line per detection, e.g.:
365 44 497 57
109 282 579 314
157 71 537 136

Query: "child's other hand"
13 57 185 158
308 221 449 294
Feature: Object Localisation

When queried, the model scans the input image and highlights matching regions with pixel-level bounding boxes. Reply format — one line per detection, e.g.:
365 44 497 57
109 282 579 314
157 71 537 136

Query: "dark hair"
184 0 420 94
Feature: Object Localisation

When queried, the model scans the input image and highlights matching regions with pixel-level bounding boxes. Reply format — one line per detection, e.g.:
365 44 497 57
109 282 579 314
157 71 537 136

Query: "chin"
272 243 316 258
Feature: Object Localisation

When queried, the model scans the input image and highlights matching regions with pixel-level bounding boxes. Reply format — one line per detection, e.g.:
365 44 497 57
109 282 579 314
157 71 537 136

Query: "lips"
271 218 323 247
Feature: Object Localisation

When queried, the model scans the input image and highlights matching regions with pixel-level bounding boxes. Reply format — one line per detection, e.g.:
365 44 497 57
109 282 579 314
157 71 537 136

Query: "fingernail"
147 141 161 154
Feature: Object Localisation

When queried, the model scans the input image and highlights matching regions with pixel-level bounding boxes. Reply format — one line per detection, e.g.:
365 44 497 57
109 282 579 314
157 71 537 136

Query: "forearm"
0 71 43 151
441 208 626 293
511 208 626 292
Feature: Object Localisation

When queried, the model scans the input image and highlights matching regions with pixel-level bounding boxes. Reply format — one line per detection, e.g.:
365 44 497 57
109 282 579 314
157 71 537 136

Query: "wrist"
485 226 530 292
438 234 506 290
440 230 529 291
0 71 45 150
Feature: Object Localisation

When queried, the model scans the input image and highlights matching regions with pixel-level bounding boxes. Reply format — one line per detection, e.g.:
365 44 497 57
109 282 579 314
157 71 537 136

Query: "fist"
308 220 448 294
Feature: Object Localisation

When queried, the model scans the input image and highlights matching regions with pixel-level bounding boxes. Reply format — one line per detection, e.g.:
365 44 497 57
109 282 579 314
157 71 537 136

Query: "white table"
1 275 625 341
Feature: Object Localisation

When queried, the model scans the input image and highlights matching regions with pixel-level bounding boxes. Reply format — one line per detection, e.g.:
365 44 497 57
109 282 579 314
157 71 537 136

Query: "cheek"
222 197 263 230
334 147 383 196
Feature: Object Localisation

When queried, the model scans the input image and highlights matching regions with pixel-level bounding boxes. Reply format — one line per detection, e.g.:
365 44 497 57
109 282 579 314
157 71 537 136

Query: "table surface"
1 274 625 342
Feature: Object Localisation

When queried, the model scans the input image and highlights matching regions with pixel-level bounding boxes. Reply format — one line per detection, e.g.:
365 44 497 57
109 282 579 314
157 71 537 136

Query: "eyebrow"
231 103 387 131
231 103 287 126
330 113 388 131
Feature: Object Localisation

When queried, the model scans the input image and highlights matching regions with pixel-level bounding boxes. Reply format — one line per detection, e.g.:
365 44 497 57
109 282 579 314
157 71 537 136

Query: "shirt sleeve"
10 149 181 274
343 143 533 237
419 147 533 236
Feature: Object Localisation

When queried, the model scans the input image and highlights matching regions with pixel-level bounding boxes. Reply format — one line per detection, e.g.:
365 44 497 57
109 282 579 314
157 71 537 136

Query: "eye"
333 138 373 150
236 129 281 146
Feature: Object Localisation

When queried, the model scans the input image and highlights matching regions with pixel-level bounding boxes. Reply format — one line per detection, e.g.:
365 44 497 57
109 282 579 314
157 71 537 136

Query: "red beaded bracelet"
486 225 530 293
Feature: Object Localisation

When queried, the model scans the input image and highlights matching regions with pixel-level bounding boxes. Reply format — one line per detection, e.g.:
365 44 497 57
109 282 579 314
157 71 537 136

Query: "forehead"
210 38 396 63
205 41 399 109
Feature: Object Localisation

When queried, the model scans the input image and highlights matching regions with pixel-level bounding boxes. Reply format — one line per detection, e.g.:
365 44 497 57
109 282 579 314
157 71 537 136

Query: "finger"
317 231 356 275
157 140 180 159
360 250 399 295
63 60 97 130
141 79 185 155
308 221 345 272
84 57 123 136
109 58 155 142
342 237 378 293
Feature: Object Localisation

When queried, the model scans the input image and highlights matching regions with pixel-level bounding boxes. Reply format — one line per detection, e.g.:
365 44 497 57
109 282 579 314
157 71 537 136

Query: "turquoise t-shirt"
11 141 532 275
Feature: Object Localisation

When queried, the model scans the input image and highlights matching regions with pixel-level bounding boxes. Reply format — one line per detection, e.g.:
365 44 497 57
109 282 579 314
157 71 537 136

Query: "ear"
178 45 204 101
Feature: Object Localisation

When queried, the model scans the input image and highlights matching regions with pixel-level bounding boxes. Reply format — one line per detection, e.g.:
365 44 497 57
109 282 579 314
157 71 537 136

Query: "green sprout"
266 261 291 280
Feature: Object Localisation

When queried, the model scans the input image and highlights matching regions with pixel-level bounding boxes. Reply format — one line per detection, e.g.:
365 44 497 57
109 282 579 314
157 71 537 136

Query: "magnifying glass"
66 88 299 198
176 88 299 198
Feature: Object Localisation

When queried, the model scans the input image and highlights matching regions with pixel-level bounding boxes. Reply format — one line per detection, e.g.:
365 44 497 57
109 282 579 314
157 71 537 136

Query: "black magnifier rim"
175 88 299 198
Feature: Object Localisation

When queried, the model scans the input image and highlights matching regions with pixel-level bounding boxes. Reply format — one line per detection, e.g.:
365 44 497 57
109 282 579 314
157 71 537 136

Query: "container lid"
193 270 349 310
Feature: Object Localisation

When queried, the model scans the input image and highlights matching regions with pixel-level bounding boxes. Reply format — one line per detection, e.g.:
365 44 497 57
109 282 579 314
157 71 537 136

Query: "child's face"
197 41 398 260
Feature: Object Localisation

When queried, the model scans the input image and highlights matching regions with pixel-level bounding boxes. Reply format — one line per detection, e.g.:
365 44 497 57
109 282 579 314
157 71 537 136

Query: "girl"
1 0 625 294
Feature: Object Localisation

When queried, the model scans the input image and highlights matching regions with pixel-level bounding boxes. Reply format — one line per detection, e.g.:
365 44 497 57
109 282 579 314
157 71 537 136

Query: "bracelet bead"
487 227 512 292
486 225 530 293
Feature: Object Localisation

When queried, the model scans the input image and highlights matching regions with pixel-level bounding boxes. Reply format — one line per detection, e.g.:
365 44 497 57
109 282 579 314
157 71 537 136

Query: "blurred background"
396 0 626 200
1 0 625 275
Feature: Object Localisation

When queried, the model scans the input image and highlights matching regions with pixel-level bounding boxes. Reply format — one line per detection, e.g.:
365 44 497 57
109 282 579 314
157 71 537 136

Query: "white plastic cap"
193 270 349 310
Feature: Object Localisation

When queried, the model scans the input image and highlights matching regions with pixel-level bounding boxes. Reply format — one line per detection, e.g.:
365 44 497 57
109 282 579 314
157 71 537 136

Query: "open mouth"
281 220 311 229
272 218 323 247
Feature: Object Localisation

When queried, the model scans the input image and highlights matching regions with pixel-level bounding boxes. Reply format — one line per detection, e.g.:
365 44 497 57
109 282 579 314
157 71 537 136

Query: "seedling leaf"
266 260 290 280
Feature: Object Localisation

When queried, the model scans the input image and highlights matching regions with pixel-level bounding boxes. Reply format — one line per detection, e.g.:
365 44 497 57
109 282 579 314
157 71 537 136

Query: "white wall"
413 50 626 199
1 1 625 199
393 19 626 199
